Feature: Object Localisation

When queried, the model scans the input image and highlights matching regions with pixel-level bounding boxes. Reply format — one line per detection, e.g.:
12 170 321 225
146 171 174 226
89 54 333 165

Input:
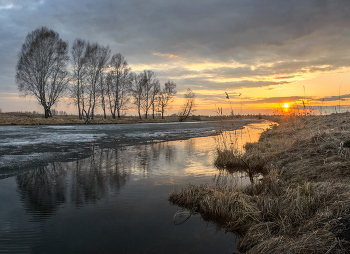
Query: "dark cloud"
244 96 305 104
317 94 350 102
1 0 350 111
174 77 291 92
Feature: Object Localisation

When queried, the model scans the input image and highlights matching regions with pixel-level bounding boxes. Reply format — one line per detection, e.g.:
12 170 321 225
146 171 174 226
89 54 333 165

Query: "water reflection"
213 169 259 189
1 123 272 253
71 148 131 205
14 123 271 222
16 163 67 219
16 148 133 218
15 141 181 219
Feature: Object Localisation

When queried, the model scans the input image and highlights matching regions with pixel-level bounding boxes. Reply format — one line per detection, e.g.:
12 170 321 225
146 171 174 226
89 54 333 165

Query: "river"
0 120 271 253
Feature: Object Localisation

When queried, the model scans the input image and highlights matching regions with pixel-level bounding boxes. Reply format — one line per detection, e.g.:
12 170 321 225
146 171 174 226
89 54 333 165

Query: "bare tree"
151 80 160 119
71 39 87 119
16 27 70 118
157 81 177 119
179 88 196 122
141 70 159 119
81 42 110 124
106 53 132 119
131 73 144 119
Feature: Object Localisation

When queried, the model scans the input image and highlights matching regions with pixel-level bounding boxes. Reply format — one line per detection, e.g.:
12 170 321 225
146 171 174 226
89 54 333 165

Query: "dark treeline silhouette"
16 27 178 122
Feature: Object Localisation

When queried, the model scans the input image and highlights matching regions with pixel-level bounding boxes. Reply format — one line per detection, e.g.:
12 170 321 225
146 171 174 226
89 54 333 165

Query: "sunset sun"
283 103 290 109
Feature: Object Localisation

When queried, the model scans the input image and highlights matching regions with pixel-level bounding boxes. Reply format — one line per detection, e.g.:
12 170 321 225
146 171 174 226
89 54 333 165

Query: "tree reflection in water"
16 162 68 220
16 147 132 219
15 141 177 219
71 147 131 206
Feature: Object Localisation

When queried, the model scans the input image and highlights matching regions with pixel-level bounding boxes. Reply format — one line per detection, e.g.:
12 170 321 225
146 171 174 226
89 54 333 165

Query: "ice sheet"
0 120 261 172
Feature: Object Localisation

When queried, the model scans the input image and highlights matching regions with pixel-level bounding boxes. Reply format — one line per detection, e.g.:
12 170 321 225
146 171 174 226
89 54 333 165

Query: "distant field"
0 112 177 125
0 112 259 125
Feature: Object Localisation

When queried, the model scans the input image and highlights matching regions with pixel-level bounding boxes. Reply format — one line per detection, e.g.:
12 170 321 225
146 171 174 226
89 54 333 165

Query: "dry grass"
213 120 247 169
0 112 261 125
170 113 350 253
0 112 181 125
214 148 247 169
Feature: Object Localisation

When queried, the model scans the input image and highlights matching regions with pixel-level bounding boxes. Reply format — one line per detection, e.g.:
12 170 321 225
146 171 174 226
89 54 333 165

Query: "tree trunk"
78 98 82 119
138 106 142 119
102 99 106 119
91 100 95 120
44 106 52 118
161 105 164 119
110 105 116 119
77 81 82 119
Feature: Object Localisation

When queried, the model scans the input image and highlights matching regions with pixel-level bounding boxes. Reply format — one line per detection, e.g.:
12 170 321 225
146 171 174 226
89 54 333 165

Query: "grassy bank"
0 112 182 125
0 112 262 125
169 113 350 253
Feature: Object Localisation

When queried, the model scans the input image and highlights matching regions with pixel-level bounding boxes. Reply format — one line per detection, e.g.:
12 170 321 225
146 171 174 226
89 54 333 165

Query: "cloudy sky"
1 0 350 115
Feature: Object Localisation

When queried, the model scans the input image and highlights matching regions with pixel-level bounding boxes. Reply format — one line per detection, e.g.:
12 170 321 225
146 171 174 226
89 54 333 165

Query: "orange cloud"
153 52 181 59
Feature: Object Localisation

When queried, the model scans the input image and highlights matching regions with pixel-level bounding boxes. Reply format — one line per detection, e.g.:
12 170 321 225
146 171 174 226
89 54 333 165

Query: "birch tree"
71 38 87 119
157 81 177 119
106 53 132 119
81 42 110 124
131 73 144 119
141 70 159 119
150 80 160 119
98 72 108 119
16 27 70 118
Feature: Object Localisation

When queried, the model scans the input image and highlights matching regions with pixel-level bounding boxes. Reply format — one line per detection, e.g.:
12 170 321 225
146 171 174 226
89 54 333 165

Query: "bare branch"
157 81 177 119
179 88 196 122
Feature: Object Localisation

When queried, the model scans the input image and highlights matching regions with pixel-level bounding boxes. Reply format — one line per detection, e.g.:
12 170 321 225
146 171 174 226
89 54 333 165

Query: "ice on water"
0 122 221 172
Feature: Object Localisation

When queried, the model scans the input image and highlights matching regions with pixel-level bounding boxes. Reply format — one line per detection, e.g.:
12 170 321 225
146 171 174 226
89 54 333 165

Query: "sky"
1 0 350 116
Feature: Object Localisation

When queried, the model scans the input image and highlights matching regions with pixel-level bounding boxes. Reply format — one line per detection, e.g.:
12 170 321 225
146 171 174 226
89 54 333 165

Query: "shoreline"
169 113 350 253
0 112 262 126
0 118 263 179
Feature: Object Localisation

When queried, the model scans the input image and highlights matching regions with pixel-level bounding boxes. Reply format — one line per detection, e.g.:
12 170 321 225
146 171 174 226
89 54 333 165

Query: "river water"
0 120 271 254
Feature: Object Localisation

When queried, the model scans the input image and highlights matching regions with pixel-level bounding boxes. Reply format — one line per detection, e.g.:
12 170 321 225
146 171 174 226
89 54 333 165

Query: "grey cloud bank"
1 0 350 112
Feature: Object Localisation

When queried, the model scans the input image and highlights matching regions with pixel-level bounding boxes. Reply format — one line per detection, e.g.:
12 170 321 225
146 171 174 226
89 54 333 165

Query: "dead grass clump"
243 169 285 197
240 113 350 183
170 179 350 252
214 149 246 169
170 180 350 253
278 182 325 227
242 181 350 252
237 222 281 252
169 184 261 233
245 230 341 254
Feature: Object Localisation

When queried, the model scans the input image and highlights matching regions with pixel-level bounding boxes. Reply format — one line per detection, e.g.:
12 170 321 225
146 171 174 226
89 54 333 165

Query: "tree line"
15 27 188 123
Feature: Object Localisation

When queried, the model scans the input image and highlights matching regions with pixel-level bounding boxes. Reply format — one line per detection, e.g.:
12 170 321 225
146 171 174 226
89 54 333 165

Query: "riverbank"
169 113 350 253
0 112 178 125
0 112 261 125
